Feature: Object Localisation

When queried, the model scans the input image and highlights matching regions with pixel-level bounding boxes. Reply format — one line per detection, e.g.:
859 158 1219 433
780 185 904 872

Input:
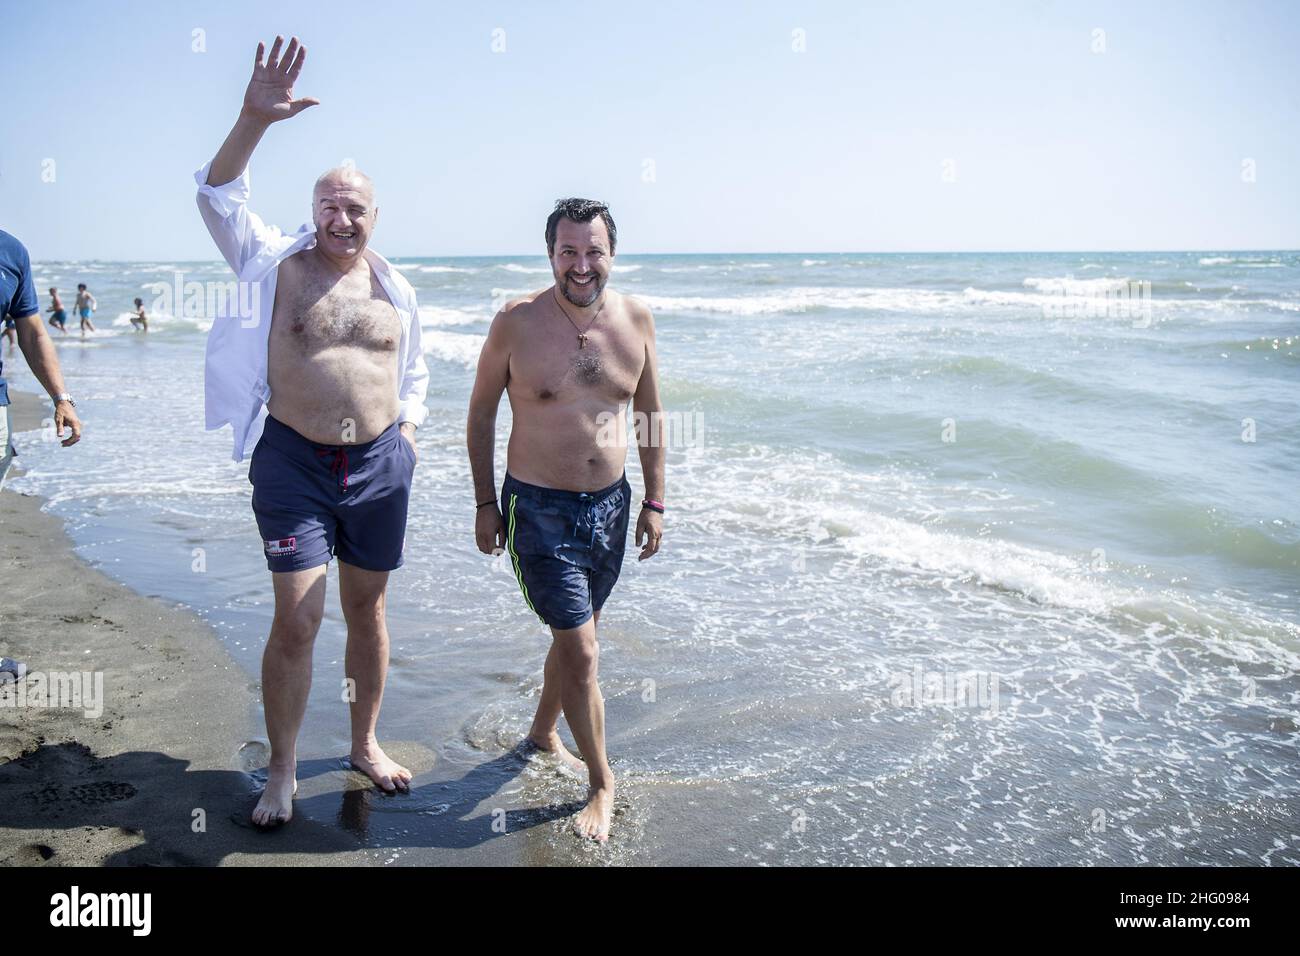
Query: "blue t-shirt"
0 229 40 406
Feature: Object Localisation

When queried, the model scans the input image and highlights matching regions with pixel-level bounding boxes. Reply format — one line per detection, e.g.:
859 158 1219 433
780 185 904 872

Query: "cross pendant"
578 333 587 349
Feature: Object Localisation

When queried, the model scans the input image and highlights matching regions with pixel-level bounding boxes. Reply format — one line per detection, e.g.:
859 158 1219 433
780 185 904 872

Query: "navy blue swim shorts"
248 414 415 573
501 472 631 631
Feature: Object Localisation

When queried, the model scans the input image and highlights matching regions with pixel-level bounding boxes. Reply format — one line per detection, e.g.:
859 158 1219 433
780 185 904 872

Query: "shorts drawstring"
574 493 599 550
316 446 350 490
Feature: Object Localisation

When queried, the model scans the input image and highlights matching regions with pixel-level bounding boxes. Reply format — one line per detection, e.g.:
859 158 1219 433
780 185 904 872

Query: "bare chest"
511 323 643 404
271 263 401 355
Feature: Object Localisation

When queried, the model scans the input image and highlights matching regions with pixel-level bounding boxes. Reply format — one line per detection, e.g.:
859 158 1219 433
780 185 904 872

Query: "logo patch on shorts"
264 536 297 556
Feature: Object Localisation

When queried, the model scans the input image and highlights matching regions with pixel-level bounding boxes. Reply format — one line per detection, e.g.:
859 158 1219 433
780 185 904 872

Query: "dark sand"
0 390 607 866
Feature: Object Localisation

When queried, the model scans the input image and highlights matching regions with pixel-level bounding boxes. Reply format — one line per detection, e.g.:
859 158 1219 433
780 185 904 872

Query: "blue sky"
2 0 1297 259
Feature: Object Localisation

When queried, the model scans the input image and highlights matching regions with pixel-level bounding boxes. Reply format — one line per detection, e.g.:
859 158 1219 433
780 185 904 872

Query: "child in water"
130 297 149 332
47 288 68 333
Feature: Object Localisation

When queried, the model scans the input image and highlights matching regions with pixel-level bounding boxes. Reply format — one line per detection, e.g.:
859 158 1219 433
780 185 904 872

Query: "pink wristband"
642 498 665 513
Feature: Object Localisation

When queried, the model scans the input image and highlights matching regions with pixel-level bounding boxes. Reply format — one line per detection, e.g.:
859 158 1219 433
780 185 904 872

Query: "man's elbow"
466 403 496 428
402 374 430 401
196 192 216 223
633 392 663 415
465 414 495 452
15 315 46 350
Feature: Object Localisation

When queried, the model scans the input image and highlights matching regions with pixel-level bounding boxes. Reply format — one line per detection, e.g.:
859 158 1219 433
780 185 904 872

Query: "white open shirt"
195 161 429 462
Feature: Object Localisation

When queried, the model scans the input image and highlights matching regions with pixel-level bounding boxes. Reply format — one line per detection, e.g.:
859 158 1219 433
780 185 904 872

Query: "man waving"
196 37 428 826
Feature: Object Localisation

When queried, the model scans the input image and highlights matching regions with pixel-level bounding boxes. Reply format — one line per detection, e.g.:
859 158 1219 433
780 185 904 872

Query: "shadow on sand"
0 740 586 865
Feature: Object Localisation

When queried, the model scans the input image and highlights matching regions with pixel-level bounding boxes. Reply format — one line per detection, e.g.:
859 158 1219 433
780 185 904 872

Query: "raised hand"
241 35 319 124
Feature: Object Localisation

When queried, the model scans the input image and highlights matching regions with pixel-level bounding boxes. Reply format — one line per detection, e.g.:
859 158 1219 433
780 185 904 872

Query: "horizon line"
27 247 1300 264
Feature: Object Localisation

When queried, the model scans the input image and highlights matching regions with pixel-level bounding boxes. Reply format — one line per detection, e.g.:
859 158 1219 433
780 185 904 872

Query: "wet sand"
0 389 620 866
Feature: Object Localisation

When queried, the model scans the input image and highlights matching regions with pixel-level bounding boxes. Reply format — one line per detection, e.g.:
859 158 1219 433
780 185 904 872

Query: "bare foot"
350 741 412 793
572 786 615 842
252 764 298 827
525 731 587 773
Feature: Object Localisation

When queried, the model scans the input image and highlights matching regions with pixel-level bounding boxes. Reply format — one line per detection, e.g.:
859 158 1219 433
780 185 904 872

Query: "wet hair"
545 198 617 256
77 283 86 290
134 298 143 306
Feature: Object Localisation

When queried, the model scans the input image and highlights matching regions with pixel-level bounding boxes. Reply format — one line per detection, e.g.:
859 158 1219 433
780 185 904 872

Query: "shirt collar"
286 229 411 309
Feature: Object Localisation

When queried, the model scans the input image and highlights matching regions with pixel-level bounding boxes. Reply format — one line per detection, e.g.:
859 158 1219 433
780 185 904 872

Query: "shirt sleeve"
7 242 39 319
194 161 292 276
397 293 430 429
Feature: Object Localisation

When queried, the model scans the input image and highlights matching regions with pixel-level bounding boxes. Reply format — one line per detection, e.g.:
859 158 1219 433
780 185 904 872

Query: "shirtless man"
47 288 67 334
74 284 96 335
196 36 428 827
467 199 665 842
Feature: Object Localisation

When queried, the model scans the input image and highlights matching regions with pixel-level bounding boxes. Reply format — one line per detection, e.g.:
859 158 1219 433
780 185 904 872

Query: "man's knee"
270 603 323 651
338 563 389 626
555 629 599 683
339 586 385 626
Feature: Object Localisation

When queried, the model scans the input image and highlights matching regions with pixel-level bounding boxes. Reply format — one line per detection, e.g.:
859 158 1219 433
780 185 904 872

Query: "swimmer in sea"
74 283 97 336
130 297 149 332
47 288 68 334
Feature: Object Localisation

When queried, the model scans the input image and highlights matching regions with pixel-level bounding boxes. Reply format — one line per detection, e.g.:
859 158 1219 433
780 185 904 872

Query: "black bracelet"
476 500 497 510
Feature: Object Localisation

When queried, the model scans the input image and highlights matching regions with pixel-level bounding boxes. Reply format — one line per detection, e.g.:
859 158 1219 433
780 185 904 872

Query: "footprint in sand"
235 740 270 773
1 843 55 865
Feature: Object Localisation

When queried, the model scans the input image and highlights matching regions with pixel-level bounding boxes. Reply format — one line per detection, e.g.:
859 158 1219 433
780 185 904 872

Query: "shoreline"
0 389 267 864
8 236 1297 867
0 389 614 866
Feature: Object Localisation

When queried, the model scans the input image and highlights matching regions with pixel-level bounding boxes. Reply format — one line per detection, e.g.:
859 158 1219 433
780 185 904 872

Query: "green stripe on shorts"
507 493 538 616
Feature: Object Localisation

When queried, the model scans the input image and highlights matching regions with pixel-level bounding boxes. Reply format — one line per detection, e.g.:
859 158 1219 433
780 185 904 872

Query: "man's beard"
557 270 605 307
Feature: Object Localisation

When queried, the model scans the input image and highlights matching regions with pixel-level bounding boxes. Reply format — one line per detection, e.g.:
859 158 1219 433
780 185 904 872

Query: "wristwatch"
53 392 75 407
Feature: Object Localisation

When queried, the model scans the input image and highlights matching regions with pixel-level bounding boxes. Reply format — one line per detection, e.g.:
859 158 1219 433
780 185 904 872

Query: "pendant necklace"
553 286 604 349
